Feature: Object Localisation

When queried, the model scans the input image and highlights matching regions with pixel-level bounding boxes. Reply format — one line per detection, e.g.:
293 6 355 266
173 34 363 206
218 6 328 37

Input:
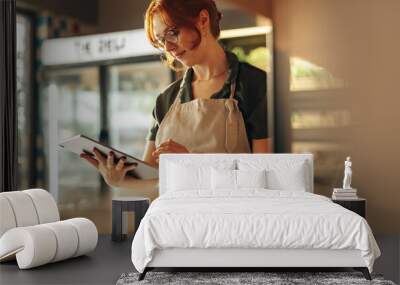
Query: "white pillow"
211 169 267 190
266 166 307 191
236 169 267 188
211 168 236 190
167 161 235 192
238 160 308 191
167 163 209 191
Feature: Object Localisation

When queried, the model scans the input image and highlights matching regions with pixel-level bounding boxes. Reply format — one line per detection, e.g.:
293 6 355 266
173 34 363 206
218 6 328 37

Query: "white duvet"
131 190 380 273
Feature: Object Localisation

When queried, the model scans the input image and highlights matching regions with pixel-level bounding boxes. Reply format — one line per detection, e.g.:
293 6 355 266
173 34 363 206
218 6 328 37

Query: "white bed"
131 154 380 280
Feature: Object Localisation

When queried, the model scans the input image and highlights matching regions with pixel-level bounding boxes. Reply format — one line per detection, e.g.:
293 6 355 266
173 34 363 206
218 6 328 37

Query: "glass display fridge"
40 30 172 232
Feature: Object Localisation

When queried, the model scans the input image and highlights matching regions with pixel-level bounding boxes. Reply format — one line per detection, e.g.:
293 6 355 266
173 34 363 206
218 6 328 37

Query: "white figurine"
342 156 352 189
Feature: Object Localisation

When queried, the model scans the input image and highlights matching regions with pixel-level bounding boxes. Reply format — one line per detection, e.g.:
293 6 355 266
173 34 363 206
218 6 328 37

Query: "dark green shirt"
147 50 268 146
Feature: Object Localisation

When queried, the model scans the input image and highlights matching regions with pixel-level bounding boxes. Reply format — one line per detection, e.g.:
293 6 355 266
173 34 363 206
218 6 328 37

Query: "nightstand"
332 198 366 218
112 197 150 242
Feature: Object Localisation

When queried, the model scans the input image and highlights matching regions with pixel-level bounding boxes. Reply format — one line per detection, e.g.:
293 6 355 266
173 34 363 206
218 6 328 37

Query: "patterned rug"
116 271 396 285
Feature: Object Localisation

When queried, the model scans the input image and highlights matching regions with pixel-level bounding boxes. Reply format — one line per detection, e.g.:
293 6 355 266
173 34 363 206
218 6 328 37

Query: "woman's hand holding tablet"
59 134 158 180
80 148 138 188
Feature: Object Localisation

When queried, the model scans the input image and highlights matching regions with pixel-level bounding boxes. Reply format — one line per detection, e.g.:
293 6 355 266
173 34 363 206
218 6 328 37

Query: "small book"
59 134 158 179
333 193 357 197
332 194 359 200
333 188 357 193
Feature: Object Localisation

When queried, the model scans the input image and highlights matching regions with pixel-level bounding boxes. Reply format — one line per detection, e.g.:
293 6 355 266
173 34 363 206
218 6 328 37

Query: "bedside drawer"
332 199 366 218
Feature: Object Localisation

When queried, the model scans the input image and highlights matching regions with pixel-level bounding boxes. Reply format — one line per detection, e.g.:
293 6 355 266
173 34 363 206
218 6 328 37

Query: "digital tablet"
59 134 158 179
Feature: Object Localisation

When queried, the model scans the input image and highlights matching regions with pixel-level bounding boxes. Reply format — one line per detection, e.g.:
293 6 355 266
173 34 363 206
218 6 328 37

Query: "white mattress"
131 190 380 273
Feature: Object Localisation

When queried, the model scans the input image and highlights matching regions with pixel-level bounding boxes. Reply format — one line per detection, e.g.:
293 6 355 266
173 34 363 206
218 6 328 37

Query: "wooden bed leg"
138 268 148 281
354 267 372 280
361 267 372 280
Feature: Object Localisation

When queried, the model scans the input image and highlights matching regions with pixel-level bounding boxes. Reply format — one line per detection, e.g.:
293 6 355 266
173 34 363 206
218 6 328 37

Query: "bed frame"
138 154 372 281
139 248 371 280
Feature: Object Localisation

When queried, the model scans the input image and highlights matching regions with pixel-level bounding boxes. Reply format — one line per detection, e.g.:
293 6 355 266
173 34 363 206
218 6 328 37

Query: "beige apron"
155 78 251 153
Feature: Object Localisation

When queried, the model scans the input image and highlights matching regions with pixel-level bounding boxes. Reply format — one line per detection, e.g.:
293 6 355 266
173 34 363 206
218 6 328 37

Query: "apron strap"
171 68 193 106
225 81 238 152
171 88 183 107
229 81 236 99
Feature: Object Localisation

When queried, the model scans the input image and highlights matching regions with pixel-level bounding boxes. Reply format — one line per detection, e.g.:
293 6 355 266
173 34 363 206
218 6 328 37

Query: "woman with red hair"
81 0 271 196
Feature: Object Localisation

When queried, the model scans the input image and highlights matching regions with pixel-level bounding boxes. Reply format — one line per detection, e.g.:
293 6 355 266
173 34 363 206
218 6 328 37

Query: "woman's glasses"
155 27 180 48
